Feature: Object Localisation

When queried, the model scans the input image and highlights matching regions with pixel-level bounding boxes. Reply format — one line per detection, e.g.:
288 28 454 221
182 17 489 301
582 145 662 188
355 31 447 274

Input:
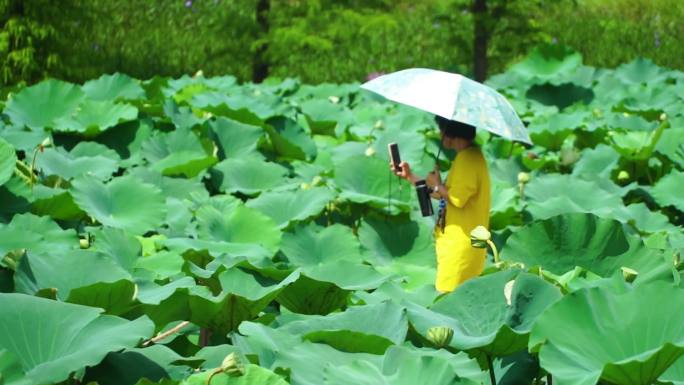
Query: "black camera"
414 180 434 217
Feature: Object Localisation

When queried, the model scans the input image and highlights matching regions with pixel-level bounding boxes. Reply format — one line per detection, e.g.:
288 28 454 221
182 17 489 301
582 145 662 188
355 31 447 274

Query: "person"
392 116 491 292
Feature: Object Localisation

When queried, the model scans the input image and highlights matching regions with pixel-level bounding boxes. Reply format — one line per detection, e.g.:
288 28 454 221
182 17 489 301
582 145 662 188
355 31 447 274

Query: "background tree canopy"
0 0 682 84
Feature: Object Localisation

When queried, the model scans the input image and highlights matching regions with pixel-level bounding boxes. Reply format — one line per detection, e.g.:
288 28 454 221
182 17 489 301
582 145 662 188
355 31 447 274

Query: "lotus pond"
0 45 683 385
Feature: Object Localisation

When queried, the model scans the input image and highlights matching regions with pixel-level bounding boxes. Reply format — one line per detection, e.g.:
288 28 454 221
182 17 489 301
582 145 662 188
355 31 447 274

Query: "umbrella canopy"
361 68 532 145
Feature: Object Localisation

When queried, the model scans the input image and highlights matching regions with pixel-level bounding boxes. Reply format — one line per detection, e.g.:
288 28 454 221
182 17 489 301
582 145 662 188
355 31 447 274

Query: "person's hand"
390 161 417 184
426 164 441 188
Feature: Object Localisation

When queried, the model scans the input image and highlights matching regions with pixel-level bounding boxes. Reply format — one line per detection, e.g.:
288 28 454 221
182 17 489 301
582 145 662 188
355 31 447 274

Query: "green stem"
486 354 497 385
487 240 500 264
546 373 552 385
30 145 41 186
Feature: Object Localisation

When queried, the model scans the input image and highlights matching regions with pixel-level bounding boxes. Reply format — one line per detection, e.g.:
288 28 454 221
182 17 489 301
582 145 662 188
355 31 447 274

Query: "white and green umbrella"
361 68 532 145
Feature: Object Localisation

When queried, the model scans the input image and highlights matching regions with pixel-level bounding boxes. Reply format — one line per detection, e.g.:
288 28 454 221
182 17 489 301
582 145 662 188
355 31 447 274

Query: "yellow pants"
434 228 486 292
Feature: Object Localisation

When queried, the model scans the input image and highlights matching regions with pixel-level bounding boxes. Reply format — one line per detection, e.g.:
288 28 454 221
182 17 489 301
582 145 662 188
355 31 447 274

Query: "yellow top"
434 146 490 292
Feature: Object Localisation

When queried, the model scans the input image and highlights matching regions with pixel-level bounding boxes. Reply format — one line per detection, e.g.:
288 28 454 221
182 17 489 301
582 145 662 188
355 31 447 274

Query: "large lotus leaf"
525 83 594 110
127 167 208 201
54 99 138 136
14 250 136 314
0 137 16 186
407 271 562 356
82 73 146 101
0 213 78 256
141 128 217 178
526 110 588 149
334 155 412 213
372 127 427 174
82 349 174 385
246 187 336 228
617 203 677 233
276 261 387 315
264 116 317 161
656 119 684 168
184 364 289 385
213 158 290 195
380 346 486 384
358 217 435 266
196 205 281 254
299 99 353 136
209 117 264 160
71 175 167 235
280 223 362 267
134 250 184 280
529 282 684 385
233 322 382 385
503 213 670 276
323 352 477 385
524 174 626 220
490 184 521 230
4 79 85 129
661 356 684 385
88 227 142 271
571 144 620 180
35 143 120 180
0 293 153 385
163 99 205 130
652 171 684 210
509 44 583 81
0 124 47 152
161 238 273 268
277 302 407 354
186 268 299 334
615 58 668 85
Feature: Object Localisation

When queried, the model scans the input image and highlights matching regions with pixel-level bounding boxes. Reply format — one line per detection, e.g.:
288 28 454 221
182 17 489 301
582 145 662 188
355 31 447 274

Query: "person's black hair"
434 116 476 141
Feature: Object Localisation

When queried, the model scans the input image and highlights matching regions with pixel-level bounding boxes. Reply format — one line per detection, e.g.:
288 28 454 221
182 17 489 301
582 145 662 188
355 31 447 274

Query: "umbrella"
361 68 532 145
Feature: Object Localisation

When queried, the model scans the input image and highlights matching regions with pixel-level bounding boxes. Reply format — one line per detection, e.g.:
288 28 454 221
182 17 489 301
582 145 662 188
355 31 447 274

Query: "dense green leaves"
0 294 153 385
0 137 16 186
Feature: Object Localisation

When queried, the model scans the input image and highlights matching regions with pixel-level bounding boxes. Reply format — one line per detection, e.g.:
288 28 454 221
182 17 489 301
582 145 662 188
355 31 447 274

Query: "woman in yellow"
394 116 490 292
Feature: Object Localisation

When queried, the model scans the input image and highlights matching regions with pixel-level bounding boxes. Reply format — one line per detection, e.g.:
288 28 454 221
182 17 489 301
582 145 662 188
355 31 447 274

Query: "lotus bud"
617 170 630 182
220 352 245 377
517 172 530 184
503 280 515 306
311 175 323 186
79 238 90 249
300 182 311 190
426 326 454 348
660 113 667 121
470 226 490 249
526 151 538 160
621 267 638 283
374 120 383 129
365 146 376 157
328 96 340 104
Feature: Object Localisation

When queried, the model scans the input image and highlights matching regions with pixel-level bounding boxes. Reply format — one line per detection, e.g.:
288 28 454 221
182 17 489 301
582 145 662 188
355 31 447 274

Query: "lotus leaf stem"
143 321 190 346
486 353 497 385
486 239 500 263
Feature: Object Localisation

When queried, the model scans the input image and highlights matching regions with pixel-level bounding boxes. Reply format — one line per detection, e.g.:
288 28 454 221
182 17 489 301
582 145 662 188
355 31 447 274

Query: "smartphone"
388 142 401 172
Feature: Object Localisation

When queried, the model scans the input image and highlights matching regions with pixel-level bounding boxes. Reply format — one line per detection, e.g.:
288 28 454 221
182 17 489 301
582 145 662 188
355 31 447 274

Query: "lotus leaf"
324 345 479 385
184 364 289 385
0 293 153 385
358 217 435 266
3 79 84 130
0 137 16 186
503 213 671 276
334 155 412 213
0 213 78 256
277 302 408 354
509 45 583 81
276 261 387 314
407 271 562 356
264 116 317 160
141 128 217 178
280 223 362 267
82 73 146 101
35 143 119 180
14 249 136 314
71 175 167 235
185 268 299 334
530 282 684 385
213 158 290 195
196 205 281 254
651 171 684 210
54 99 138 136
246 187 335 229
209 117 264 160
